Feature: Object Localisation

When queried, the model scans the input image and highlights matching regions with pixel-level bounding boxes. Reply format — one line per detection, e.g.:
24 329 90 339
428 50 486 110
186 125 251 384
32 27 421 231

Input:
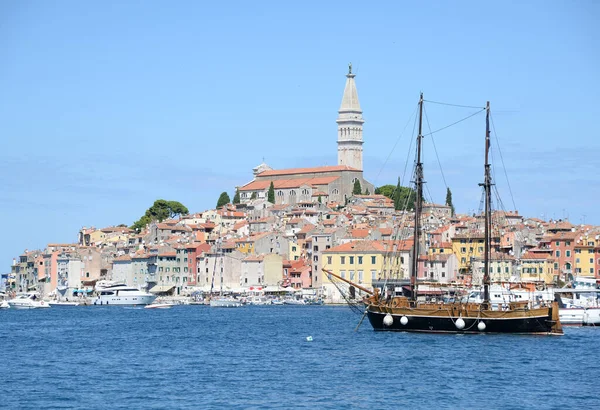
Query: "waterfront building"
520 251 555 283
321 240 412 303
549 231 577 281
240 253 283 288
417 254 459 283
573 231 598 278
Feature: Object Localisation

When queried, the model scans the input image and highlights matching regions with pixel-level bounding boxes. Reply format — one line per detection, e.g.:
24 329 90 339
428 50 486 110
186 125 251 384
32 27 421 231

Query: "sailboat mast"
483 101 491 306
410 93 424 303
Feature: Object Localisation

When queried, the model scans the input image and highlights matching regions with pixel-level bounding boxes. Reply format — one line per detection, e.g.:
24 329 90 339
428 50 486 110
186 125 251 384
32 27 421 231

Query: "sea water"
1 305 598 409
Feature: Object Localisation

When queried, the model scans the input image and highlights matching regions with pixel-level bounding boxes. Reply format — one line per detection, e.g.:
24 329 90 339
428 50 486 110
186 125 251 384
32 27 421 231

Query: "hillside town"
3 195 599 304
3 67 599 303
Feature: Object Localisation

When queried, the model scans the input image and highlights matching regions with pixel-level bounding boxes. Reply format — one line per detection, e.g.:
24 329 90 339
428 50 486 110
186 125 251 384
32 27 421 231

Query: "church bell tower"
337 63 364 170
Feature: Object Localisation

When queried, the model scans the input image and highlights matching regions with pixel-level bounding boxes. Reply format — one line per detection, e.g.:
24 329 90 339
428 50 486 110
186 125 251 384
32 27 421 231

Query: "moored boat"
7 293 51 309
92 284 157 306
325 95 562 335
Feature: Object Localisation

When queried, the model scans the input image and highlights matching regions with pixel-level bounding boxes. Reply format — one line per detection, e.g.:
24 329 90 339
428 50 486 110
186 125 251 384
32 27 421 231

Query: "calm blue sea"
1 305 599 409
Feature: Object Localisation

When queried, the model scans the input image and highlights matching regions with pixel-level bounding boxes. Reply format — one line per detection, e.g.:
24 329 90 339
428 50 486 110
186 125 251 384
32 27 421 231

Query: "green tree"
353 179 362 195
267 182 275 204
232 189 240 204
393 178 402 210
445 187 455 216
131 199 189 231
318 195 322 204
216 192 231 208
394 186 417 211
375 184 396 199
364 188 370 195
250 192 257 200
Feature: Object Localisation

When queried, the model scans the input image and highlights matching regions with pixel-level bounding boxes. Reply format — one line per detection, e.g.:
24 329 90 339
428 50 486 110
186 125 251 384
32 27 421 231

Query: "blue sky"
1 0 598 267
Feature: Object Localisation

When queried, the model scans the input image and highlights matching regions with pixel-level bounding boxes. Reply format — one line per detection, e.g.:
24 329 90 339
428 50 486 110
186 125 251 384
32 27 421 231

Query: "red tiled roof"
240 176 340 191
257 165 360 177
350 228 370 238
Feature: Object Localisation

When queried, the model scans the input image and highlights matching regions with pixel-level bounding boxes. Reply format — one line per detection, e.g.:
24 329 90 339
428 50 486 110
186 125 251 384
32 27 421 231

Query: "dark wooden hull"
367 304 562 335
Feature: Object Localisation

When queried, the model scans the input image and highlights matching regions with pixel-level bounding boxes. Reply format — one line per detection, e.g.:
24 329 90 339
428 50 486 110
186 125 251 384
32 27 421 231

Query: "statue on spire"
348 62 352 74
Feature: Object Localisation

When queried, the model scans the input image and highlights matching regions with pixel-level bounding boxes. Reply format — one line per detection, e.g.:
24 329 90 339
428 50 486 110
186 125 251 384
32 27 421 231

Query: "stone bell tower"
336 63 364 170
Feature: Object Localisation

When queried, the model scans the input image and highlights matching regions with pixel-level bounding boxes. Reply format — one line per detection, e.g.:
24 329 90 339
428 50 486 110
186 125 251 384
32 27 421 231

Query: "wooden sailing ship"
325 94 563 335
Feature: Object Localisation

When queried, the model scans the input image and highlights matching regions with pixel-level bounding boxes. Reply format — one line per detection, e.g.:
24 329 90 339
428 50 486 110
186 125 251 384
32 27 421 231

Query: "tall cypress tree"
232 189 240 204
393 177 402 211
267 182 275 204
445 187 455 216
353 179 362 195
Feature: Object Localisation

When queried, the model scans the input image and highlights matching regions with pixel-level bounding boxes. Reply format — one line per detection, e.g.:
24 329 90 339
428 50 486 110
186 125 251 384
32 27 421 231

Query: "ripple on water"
1 307 599 409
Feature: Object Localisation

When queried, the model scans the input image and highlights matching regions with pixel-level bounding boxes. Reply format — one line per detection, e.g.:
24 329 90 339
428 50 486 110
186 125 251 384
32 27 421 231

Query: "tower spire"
337 64 364 170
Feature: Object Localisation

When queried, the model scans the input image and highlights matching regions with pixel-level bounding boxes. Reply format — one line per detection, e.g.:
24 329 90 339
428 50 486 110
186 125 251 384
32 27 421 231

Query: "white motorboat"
7 293 51 309
554 289 600 326
210 297 244 308
283 297 306 305
93 284 157 306
248 296 271 305
144 303 173 309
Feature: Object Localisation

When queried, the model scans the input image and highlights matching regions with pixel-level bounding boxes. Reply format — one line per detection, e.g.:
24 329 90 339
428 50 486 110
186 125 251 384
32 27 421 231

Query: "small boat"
210 297 244 308
144 303 173 309
7 293 51 309
283 297 306 305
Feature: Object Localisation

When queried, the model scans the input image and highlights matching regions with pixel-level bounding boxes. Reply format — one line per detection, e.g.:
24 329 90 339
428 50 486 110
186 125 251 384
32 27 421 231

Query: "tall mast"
410 93 424 304
482 101 491 306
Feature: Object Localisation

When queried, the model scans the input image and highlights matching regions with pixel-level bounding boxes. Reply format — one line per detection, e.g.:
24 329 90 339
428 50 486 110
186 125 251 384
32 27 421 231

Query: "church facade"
239 66 374 205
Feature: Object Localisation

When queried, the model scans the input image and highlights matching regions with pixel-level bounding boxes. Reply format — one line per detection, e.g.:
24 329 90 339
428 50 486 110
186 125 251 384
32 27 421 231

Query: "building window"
461 247 466 253
327 256 332 264
340 271 346 279
349 271 355 280
277 191 284 196
349 256 354 264
341 256 346 264
371 270 376 280
358 270 363 282
566 250 571 257
358 256 363 264
302 189 309 195
371 256 376 264
290 190 296 196
556 251 560 257
292 246 297 252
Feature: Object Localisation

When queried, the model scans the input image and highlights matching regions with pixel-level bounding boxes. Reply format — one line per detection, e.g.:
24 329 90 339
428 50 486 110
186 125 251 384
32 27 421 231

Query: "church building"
239 66 374 205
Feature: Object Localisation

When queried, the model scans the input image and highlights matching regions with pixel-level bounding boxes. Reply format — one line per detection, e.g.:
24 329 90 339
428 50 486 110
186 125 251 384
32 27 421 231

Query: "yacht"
93 284 157 306
7 293 51 309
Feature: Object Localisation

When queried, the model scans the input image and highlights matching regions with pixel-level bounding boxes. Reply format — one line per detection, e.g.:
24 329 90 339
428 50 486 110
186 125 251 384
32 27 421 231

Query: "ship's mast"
410 93 424 304
482 101 492 306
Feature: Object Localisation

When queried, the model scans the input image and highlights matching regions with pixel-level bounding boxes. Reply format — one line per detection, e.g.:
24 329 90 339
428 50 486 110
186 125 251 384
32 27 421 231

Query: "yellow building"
520 251 555 284
574 235 598 277
289 242 302 261
321 240 413 302
428 242 453 256
451 232 500 274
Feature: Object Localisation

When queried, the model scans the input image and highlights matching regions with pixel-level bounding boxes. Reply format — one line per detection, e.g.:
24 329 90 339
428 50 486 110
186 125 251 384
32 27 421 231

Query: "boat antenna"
410 93 424 305
481 101 492 307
